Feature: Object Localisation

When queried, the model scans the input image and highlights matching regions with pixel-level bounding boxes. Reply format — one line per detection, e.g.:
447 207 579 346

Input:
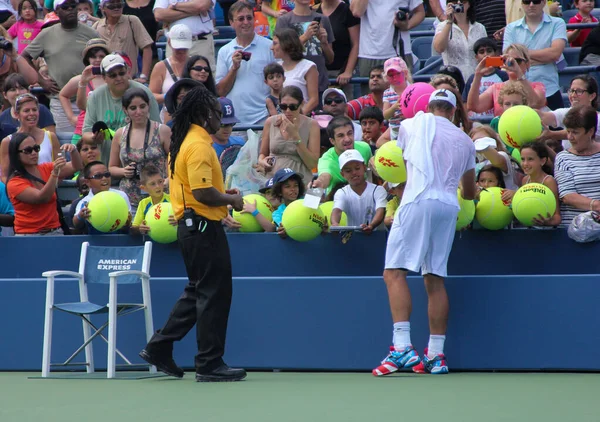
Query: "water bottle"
304 187 323 209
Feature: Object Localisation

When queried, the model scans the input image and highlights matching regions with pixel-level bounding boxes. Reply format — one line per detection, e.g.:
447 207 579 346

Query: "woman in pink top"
467 43 546 117
8 0 43 55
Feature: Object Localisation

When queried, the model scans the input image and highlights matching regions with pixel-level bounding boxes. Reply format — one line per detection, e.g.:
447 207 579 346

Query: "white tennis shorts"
385 199 458 277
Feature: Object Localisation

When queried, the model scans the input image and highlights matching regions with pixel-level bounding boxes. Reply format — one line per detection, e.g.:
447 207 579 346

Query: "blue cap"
259 178 274 193
218 97 240 125
273 168 303 185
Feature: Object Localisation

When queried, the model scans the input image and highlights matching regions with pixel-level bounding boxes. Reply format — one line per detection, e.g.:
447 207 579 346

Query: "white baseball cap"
168 24 193 50
339 149 364 170
322 88 347 105
429 89 457 107
101 54 126 73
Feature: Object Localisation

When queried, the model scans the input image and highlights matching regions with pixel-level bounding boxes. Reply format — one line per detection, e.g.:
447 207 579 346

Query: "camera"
396 7 409 21
452 3 464 13
313 16 322 24
241 51 252 61
0 37 12 51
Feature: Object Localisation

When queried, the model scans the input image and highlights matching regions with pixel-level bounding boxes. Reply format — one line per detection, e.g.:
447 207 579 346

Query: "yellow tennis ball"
282 199 326 242
498 105 542 149
475 187 514 230
146 202 177 243
456 189 475 230
374 141 407 183
512 183 556 226
232 194 275 232
87 191 129 233
319 201 347 227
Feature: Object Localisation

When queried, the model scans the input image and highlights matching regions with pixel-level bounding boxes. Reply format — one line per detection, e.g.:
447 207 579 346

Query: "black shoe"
139 349 185 378
195 364 247 382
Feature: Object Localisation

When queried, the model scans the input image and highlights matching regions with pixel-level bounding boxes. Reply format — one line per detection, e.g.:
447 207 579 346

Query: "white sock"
428 335 446 358
392 321 411 350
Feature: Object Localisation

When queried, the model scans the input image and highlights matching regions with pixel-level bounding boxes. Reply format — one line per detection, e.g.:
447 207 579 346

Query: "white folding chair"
41 241 156 379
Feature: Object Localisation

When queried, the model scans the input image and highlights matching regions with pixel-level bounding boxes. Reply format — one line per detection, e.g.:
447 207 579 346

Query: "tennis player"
373 89 476 376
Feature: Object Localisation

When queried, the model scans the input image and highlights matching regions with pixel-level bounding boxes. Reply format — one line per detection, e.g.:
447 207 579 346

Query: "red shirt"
7 163 59 234
569 13 598 47
347 94 377 120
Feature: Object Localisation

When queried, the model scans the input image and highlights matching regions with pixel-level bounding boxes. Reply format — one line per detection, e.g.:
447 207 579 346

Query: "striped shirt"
554 151 600 227
474 0 505 39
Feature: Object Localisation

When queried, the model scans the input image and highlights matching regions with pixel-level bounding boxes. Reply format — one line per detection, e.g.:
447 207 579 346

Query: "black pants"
546 90 565 111
146 219 233 372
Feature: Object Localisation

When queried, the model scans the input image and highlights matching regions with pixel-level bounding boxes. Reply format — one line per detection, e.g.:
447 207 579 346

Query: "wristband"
251 209 259 217
295 139 302 145
591 199 596 211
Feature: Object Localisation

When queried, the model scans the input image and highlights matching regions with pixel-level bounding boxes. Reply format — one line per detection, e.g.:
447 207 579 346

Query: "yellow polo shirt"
169 124 227 222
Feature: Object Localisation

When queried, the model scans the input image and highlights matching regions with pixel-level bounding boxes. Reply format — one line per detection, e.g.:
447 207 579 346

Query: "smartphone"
313 16 322 24
241 51 252 61
92 66 102 75
484 57 504 68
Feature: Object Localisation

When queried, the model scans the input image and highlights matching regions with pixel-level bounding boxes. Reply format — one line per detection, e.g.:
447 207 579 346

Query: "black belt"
192 32 211 41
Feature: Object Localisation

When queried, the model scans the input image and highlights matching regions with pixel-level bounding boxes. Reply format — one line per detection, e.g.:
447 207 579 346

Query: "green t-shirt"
317 141 373 193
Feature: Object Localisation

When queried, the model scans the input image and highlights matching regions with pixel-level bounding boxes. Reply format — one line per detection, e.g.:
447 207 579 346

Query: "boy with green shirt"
130 165 176 236
312 116 372 194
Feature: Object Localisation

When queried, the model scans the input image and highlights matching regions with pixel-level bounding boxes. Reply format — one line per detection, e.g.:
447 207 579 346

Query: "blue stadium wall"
1 230 598 372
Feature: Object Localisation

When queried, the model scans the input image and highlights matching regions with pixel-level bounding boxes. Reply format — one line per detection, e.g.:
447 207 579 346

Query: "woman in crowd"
433 0 486 81
1 74 56 134
258 85 320 182
182 55 217 95
109 87 170 210
555 105 600 228
0 93 60 182
467 43 546 116
58 38 108 145
6 132 82 235
272 28 319 115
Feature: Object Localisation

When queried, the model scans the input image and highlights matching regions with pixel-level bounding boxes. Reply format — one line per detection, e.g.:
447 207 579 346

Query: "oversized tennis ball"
281 199 326 242
475 187 513 230
87 191 129 233
511 147 521 164
400 82 436 119
319 201 347 227
374 141 407 183
456 189 475 230
498 105 542 149
146 202 177 243
512 183 556 226
232 194 275 232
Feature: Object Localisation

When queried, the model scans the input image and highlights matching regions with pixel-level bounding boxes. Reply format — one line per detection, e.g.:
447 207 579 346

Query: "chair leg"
142 278 156 374
82 314 95 373
107 277 118 379
41 307 53 378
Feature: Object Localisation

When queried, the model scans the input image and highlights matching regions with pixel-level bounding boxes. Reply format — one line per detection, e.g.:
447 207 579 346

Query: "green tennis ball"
374 141 407 183
512 183 556 226
319 201 347 227
475 187 513 230
87 191 129 233
232 194 275 232
498 105 542 149
456 189 475 230
282 199 326 242
146 202 177 243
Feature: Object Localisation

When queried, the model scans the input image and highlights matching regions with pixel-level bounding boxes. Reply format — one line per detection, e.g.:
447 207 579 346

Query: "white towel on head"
398 111 437 201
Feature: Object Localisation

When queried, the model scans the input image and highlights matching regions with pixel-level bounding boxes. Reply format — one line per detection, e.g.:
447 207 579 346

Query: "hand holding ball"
282 200 326 242
87 191 129 233
498 105 542 149
319 201 348 227
456 189 475 230
146 202 177 243
374 141 407 184
400 82 436 119
232 194 275 232
511 183 556 226
475 187 514 230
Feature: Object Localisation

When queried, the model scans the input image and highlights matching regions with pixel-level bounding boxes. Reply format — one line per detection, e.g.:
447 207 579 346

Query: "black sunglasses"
280 103 300 111
89 171 111 180
522 0 542 4
477 48 495 55
324 97 345 105
58 2 77 10
106 70 126 79
104 2 124 9
220 123 234 128
18 144 41 154
191 65 210 73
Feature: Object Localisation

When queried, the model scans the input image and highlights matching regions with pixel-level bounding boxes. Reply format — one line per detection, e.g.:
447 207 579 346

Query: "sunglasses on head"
105 2 124 9
280 103 300 111
191 65 210 73
324 97 345 105
106 69 126 79
522 0 542 4
18 144 40 154
89 171 111 180
15 93 38 108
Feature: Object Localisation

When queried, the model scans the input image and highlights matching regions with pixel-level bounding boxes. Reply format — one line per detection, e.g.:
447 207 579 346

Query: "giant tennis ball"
232 194 275 232
512 183 556 226
146 202 177 243
319 201 347 227
281 199 326 242
498 105 542 149
475 187 513 230
456 189 475 230
374 141 407 183
400 82 436 119
87 191 129 233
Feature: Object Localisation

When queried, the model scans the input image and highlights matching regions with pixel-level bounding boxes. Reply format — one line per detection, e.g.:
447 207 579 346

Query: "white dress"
435 20 487 81
282 59 316 103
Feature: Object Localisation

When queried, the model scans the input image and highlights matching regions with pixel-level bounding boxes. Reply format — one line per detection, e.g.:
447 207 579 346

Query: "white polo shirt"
154 0 215 35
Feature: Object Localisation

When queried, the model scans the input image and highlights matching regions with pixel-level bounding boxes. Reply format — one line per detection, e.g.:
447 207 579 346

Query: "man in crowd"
347 66 388 120
22 0 98 132
321 88 362 141
216 1 274 126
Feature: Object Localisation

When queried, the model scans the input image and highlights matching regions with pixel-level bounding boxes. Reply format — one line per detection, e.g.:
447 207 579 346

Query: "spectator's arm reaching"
14 160 63 204
350 0 368 18
311 172 331 190
479 147 508 173
58 143 83 178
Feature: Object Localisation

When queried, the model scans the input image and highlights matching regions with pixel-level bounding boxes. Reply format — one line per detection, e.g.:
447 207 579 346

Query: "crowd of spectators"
0 0 600 237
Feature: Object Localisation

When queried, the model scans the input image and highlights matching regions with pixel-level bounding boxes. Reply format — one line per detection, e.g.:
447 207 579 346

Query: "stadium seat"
216 26 236 40
593 8 600 20
411 36 434 71
563 47 581 66
562 9 578 22
415 56 443 75
41 242 155 379
558 65 600 92
412 17 435 32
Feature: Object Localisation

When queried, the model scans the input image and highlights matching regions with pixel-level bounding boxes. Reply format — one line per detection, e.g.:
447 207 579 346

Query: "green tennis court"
1 371 598 421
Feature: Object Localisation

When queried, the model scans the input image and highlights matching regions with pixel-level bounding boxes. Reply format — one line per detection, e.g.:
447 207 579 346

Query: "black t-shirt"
316 2 360 72
0 104 55 132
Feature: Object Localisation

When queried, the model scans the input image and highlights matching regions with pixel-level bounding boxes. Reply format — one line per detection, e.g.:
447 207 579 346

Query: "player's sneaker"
412 348 428 374
423 353 449 375
372 345 420 376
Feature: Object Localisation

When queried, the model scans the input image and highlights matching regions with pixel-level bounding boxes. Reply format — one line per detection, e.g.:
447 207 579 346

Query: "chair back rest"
81 242 152 284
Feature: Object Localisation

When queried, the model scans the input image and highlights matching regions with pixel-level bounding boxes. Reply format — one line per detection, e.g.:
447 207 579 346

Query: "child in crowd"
72 139 101 178
384 181 405 229
270 168 305 236
73 161 132 234
131 165 176 236
477 164 505 190
239 177 281 232
490 80 528 132
518 142 561 226
382 57 410 141
359 106 384 152
9 0 43 55
76 0 99 27
568 0 598 47
264 62 285 116
462 38 508 119
67 174 90 233
332 149 387 233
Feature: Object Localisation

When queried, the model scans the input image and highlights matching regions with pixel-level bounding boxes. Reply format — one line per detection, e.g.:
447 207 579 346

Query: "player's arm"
460 169 476 201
